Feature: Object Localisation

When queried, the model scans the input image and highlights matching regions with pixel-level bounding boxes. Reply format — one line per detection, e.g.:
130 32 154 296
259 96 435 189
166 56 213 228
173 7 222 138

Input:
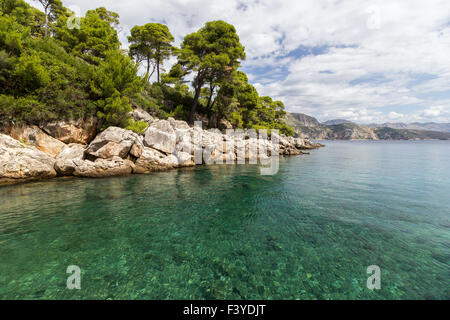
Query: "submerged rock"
0 134 57 184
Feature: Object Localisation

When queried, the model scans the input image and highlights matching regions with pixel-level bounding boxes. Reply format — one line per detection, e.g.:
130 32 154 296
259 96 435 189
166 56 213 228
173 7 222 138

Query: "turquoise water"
0 141 449 299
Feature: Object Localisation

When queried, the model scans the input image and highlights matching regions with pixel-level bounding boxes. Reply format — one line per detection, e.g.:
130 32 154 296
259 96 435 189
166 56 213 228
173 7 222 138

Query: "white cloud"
27 0 450 123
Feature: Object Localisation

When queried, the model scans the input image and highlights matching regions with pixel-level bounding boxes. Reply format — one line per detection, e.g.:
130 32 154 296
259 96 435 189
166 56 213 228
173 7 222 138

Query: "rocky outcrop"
144 119 177 154
54 141 135 177
219 119 233 130
0 134 57 184
85 127 140 159
54 144 86 176
40 118 97 145
1 117 323 185
134 147 179 173
72 157 135 178
8 124 66 157
131 108 154 124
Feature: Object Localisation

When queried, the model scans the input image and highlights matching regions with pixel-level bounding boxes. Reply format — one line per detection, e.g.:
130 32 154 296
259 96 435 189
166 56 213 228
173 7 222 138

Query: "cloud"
28 0 450 123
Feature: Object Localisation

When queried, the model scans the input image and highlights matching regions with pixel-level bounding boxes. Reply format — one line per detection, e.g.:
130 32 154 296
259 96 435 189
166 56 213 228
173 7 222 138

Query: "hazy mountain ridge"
322 119 356 126
286 112 450 140
369 122 450 133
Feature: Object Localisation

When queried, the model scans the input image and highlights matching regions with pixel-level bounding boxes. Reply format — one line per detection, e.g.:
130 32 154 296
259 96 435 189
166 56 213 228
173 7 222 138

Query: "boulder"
54 144 86 176
201 129 224 148
285 148 302 155
143 120 176 154
293 138 306 149
202 145 223 165
131 108 154 124
9 124 66 158
0 134 57 184
218 119 233 130
41 118 97 145
168 117 190 130
193 113 209 128
85 127 139 159
134 147 179 173
174 151 195 167
72 157 135 178
174 128 194 155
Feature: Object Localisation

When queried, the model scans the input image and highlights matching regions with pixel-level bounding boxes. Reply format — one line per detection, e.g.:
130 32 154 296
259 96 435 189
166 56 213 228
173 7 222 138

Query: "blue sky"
28 0 450 123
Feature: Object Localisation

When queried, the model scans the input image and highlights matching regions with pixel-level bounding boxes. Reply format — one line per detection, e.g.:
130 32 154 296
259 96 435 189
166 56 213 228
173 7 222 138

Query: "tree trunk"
156 57 160 83
206 84 215 110
189 83 202 124
44 6 49 37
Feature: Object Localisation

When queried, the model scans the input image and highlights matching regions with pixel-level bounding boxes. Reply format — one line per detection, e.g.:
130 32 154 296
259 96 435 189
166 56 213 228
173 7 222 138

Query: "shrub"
96 91 133 130
125 120 148 134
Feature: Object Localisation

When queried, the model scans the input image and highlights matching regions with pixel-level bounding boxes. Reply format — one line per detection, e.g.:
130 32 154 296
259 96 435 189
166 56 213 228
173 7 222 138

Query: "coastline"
0 111 324 187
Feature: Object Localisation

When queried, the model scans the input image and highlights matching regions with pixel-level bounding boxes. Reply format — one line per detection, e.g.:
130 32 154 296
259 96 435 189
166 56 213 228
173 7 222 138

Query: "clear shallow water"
0 141 449 300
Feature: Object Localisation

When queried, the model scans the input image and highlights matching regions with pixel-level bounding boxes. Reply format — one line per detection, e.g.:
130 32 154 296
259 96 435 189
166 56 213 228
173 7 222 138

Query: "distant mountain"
370 122 450 133
286 113 320 127
322 119 355 126
286 112 450 140
373 127 450 140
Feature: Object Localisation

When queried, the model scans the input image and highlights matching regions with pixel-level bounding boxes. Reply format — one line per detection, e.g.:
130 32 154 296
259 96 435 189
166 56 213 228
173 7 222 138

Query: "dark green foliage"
0 94 55 123
1 0 293 135
177 20 246 122
128 23 174 82
96 91 132 129
55 7 120 64
91 50 143 99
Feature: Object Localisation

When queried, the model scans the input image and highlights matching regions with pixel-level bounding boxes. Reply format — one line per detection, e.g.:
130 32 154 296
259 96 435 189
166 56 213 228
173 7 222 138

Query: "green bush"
14 53 50 93
0 94 54 124
96 91 133 129
125 120 148 134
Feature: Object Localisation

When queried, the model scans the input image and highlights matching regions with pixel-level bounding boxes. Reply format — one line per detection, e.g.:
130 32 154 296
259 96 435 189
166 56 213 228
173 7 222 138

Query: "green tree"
91 49 143 99
34 0 64 37
96 91 131 129
14 52 50 93
0 14 29 55
1 0 45 36
233 71 259 127
128 23 174 83
97 92 148 133
177 20 245 123
55 7 120 64
87 7 119 26
92 50 145 131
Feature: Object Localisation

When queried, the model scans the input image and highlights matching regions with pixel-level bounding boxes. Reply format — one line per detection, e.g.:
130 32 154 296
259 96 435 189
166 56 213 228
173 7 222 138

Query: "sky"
28 0 450 124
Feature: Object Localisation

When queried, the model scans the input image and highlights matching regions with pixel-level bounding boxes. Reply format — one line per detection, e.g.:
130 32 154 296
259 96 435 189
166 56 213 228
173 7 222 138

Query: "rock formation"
0 134 57 184
0 109 323 185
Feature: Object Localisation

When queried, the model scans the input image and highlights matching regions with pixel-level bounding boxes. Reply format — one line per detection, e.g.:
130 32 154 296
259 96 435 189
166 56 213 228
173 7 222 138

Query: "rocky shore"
0 109 324 186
